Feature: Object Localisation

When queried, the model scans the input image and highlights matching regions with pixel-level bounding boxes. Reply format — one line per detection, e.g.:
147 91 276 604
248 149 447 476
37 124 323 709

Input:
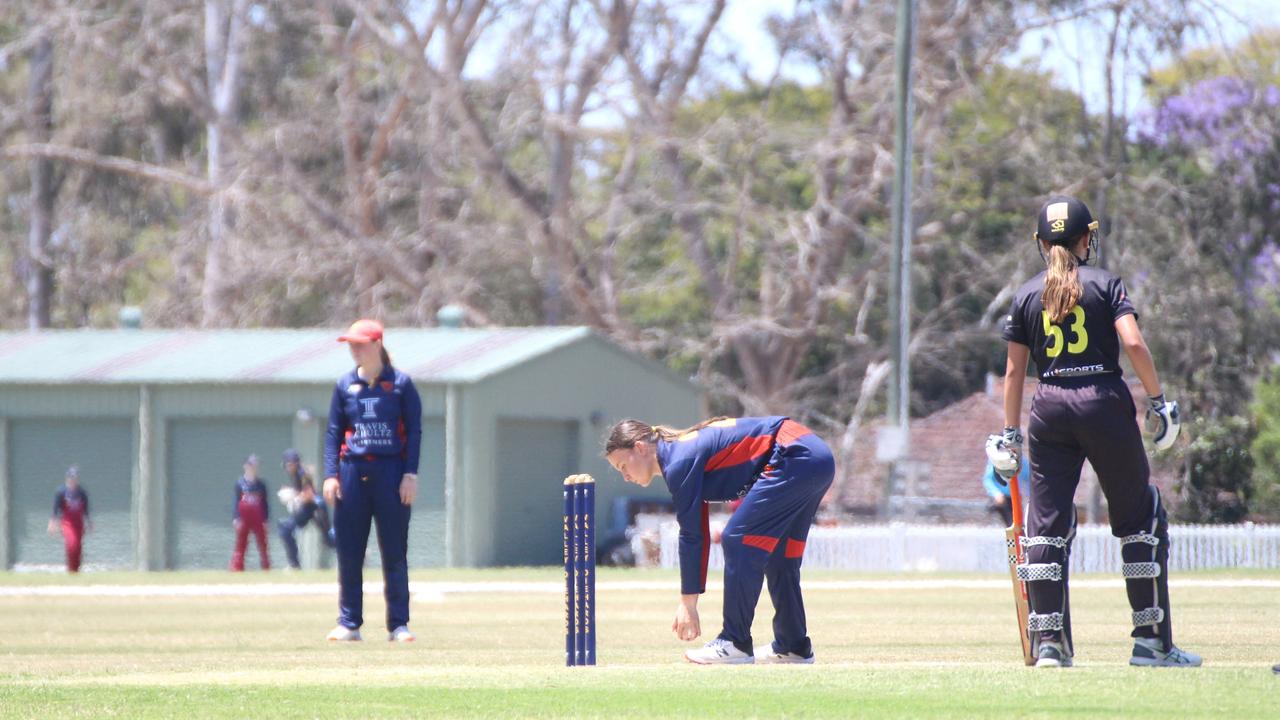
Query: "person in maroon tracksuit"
47 465 91 573
230 454 271 571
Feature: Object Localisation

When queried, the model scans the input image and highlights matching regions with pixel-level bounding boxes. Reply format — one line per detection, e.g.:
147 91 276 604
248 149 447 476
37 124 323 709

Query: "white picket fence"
656 522 1280 573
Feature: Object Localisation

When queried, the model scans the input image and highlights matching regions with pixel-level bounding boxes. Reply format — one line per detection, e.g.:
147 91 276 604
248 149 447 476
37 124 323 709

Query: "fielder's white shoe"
326 625 362 642
388 625 416 643
684 637 754 665
1129 638 1201 667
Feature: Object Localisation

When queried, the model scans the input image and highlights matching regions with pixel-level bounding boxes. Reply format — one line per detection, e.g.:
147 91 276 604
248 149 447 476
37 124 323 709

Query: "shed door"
493 418 579 566
167 418 292 569
9 419 134 569
408 417 446 568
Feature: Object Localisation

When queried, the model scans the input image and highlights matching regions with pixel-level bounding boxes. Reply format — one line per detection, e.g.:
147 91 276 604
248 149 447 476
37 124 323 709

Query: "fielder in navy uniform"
48 465 91 573
992 196 1200 667
605 416 834 664
230 454 272 571
322 319 422 642
276 448 334 570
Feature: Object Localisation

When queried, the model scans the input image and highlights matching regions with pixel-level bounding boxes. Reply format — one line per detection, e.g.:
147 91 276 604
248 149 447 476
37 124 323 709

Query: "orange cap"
337 319 383 343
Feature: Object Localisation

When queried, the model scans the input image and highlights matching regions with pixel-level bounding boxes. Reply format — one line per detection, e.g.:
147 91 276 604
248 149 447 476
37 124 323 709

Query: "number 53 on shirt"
1041 307 1089 358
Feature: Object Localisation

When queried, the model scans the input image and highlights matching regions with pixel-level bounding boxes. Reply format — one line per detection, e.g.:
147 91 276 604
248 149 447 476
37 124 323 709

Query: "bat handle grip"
1008 472 1024 530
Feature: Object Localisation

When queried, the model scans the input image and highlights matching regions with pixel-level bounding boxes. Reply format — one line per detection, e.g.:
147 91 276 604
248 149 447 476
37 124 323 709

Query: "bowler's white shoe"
756 646 815 664
684 637 754 665
326 625 362 642
388 626 416 643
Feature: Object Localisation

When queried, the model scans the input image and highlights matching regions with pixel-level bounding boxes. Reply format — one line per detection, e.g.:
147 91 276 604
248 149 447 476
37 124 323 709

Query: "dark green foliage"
1249 369 1280 520
1176 415 1255 523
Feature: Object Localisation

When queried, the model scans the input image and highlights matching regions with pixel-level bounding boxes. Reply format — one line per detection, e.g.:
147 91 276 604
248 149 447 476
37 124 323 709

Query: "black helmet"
1034 195 1099 264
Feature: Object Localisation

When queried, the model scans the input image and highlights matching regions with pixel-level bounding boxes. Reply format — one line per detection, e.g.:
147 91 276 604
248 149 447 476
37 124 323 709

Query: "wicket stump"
564 474 596 666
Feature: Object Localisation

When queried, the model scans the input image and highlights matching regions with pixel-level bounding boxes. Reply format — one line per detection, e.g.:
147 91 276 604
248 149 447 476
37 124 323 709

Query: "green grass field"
1 568 1277 718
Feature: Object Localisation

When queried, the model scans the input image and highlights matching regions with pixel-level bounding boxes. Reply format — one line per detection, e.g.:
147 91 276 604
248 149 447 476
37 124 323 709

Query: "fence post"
891 522 907 572
1244 522 1255 569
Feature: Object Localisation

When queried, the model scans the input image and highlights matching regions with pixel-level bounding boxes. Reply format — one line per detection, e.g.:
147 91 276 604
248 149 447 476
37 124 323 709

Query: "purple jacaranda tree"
1138 76 1280 171
1132 74 1280 520
1137 75 1280 297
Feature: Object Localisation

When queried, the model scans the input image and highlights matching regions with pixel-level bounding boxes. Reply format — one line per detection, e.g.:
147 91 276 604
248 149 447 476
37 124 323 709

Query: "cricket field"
0 568 1276 718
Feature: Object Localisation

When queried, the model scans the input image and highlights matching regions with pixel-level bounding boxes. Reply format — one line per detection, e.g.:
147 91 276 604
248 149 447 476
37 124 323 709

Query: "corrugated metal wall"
492 418 580 565
454 335 700 566
9 419 134 569
167 418 293 569
1 333 702 571
407 417 446 567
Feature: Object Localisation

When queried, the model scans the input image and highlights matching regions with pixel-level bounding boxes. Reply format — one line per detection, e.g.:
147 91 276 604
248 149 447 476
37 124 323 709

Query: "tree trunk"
201 0 248 327
26 33 55 329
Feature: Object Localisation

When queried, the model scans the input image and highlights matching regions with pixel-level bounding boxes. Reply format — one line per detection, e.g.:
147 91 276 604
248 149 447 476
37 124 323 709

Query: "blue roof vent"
437 304 466 328
119 306 143 329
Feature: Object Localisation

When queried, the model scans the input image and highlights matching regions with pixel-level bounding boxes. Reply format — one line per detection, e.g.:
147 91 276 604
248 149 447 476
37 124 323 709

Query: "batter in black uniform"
995 196 1200 668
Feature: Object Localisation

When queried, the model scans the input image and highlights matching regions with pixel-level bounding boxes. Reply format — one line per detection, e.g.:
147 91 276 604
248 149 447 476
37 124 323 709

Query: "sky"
718 0 1276 116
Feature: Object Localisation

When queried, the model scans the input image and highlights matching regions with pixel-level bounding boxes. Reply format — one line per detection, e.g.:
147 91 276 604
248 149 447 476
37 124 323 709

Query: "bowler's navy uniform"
659 417 834 657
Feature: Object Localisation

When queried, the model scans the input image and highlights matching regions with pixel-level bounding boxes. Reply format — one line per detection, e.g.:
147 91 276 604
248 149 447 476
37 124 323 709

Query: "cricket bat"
1005 474 1035 665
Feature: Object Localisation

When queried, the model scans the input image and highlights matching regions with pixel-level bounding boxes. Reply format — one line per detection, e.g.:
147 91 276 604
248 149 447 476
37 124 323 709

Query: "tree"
1248 368 1280 520
24 29 55 328
1176 415 1254 523
200 0 251 326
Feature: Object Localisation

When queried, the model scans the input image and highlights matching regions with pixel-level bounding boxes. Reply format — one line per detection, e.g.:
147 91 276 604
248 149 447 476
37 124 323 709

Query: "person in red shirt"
230 454 271 571
47 465 91 573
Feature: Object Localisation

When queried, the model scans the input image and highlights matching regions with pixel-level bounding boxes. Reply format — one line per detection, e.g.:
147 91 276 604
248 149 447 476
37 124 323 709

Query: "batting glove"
984 426 1023 484
1145 394 1181 451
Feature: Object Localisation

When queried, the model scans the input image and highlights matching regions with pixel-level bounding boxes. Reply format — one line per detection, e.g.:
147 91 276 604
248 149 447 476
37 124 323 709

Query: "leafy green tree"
1249 369 1280 520
1175 415 1255 523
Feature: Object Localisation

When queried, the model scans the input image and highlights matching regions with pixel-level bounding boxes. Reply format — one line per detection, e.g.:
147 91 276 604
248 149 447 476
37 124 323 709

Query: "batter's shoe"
1035 640 1072 668
684 638 754 665
388 626 416 643
326 625 362 642
1129 638 1202 667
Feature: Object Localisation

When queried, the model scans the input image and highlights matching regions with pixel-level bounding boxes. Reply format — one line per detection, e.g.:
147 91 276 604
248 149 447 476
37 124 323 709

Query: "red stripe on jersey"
705 435 774 471
699 503 711 592
776 420 813 447
784 539 806 559
743 535 779 553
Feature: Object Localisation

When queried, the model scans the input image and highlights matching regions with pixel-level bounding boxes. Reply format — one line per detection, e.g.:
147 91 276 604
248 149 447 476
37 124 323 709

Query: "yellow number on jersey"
1065 306 1088 354
1041 306 1089 358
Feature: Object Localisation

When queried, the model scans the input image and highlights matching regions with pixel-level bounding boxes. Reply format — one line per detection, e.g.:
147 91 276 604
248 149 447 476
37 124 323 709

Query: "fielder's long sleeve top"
52 486 89 522
233 478 270 521
324 364 423 478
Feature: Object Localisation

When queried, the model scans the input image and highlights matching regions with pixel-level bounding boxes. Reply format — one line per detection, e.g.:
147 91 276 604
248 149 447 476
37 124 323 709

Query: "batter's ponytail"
604 417 731 453
379 345 391 368
1041 243 1082 324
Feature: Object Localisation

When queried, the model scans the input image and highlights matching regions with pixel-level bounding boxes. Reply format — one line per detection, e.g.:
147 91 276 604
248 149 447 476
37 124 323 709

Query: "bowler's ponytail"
604 417 731 453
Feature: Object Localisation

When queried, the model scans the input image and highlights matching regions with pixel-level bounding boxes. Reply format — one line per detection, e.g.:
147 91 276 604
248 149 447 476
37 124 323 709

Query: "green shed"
0 327 702 570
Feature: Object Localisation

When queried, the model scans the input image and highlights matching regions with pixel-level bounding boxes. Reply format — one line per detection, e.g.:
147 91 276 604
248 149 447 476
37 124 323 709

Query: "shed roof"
0 327 599 385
